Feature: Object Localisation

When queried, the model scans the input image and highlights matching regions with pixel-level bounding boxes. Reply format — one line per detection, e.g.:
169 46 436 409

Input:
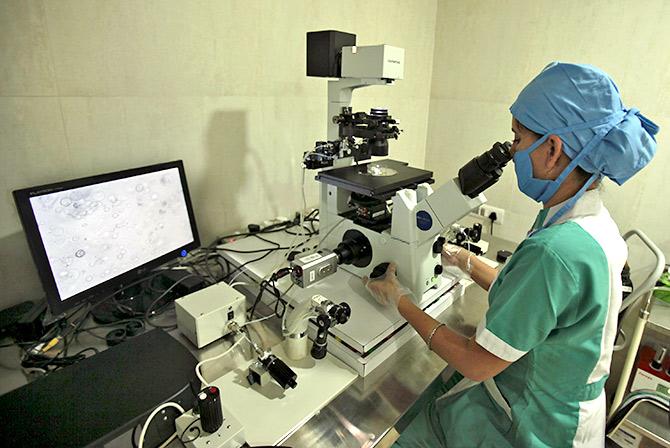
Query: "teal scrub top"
395 190 627 447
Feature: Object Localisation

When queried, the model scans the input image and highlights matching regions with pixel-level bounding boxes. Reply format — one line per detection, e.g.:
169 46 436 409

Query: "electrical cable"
243 314 274 327
157 432 178 448
179 417 202 444
227 267 251 285
222 250 276 283
138 401 186 448
21 303 93 370
217 246 291 254
248 274 292 320
195 336 245 386
144 274 199 328
249 279 273 320
131 423 140 448
17 261 209 372
253 234 282 247
77 318 145 333
257 176 311 286
218 213 319 284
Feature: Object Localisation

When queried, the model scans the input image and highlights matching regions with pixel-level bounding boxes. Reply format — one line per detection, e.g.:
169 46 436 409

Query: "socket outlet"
479 205 505 225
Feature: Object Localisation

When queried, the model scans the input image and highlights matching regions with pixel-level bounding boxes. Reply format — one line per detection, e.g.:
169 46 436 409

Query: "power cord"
179 417 202 444
194 336 246 387
137 401 185 448
143 274 200 329
248 268 293 320
489 211 497 236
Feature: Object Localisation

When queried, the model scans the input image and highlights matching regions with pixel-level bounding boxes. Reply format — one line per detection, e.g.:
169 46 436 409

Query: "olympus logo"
387 59 401 64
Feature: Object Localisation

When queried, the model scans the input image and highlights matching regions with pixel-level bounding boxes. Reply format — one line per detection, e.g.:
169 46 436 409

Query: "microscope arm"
391 178 486 245
327 78 390 141
422 178 486 234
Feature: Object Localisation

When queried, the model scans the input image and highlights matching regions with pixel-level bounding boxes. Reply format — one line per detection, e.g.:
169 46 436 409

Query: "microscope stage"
315 159 433 198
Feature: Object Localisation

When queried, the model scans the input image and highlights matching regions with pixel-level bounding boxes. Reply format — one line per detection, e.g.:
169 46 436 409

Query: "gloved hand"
441 243 472 274
362 263 412 307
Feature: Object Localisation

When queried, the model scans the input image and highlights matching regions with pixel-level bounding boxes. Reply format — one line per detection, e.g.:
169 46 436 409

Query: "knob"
432 236 446 254
333 303 351 324
370 262 390 279
651 347 667 371
434 265 443 276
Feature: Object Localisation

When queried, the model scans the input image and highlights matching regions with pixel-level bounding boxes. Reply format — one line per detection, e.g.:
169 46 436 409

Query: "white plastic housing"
341 45 405 80
175 283 247 348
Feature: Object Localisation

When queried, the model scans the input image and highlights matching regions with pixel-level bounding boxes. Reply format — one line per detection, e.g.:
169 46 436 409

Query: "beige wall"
0 0 437 307
3 0 668 311
426 0 670 259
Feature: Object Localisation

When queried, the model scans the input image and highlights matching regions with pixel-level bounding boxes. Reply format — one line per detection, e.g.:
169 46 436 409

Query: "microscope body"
317 179 484 306
301 31 508 305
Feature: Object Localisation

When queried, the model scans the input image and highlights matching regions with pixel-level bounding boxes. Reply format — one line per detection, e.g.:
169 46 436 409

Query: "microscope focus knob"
333 302 351 324
432 236 446 254
316 314 331 329
369 262 390 279
434 265 443 276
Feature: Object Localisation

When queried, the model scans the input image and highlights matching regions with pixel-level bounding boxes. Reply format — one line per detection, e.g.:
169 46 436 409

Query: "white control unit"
341 44 405 80
175 405 245 448
175 283 246 348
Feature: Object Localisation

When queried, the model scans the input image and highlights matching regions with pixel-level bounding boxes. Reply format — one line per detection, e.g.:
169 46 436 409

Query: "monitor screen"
13 161 200 315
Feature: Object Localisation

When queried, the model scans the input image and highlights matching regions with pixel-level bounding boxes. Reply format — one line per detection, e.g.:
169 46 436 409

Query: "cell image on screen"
29 168 194 301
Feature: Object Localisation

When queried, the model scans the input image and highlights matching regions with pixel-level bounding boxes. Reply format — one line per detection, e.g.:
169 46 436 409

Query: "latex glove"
362 263 412 307
441 243 472 274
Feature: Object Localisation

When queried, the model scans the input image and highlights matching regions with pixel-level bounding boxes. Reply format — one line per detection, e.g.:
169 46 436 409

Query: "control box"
341 45 405 80
175 404 245 448
632 345 670 396
175 283 246 348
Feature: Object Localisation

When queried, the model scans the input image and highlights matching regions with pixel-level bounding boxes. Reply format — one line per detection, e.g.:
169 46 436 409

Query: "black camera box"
306 30 356 78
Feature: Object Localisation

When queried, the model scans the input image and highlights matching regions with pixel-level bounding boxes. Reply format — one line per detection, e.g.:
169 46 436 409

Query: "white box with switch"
175 283 246 348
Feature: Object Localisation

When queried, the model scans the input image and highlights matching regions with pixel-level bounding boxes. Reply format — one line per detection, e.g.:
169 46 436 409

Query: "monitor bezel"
13 160 201 316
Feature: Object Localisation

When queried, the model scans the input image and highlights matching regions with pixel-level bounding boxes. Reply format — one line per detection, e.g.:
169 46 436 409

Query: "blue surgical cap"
510 62 659 185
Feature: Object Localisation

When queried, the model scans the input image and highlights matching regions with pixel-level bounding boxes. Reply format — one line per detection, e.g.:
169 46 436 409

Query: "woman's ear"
544 135 564 171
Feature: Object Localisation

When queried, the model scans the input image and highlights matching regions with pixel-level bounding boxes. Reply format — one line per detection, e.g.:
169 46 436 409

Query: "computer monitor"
13 161 200 315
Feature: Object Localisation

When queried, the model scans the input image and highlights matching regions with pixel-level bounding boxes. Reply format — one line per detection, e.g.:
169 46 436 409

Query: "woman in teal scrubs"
364 63 659 447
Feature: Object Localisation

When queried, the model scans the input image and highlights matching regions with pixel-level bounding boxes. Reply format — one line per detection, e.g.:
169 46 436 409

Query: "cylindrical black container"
198 386 223 433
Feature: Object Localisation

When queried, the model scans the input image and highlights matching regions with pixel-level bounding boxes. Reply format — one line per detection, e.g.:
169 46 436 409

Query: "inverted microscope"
291 31 512 307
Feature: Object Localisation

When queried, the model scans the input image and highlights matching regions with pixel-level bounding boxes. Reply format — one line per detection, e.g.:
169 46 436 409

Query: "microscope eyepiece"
458 141 512 198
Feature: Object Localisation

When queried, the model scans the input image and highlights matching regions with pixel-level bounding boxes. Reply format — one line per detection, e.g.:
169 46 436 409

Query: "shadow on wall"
196 110 250 243
197 110 280 244
0 231 43 309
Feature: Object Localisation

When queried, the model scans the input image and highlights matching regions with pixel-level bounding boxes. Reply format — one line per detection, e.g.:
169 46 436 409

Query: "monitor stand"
91 270 206 324
90 284 148 324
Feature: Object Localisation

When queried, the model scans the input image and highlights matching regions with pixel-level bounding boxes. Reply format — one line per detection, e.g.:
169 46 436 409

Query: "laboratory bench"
218 234 512 448
0 236 514 447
